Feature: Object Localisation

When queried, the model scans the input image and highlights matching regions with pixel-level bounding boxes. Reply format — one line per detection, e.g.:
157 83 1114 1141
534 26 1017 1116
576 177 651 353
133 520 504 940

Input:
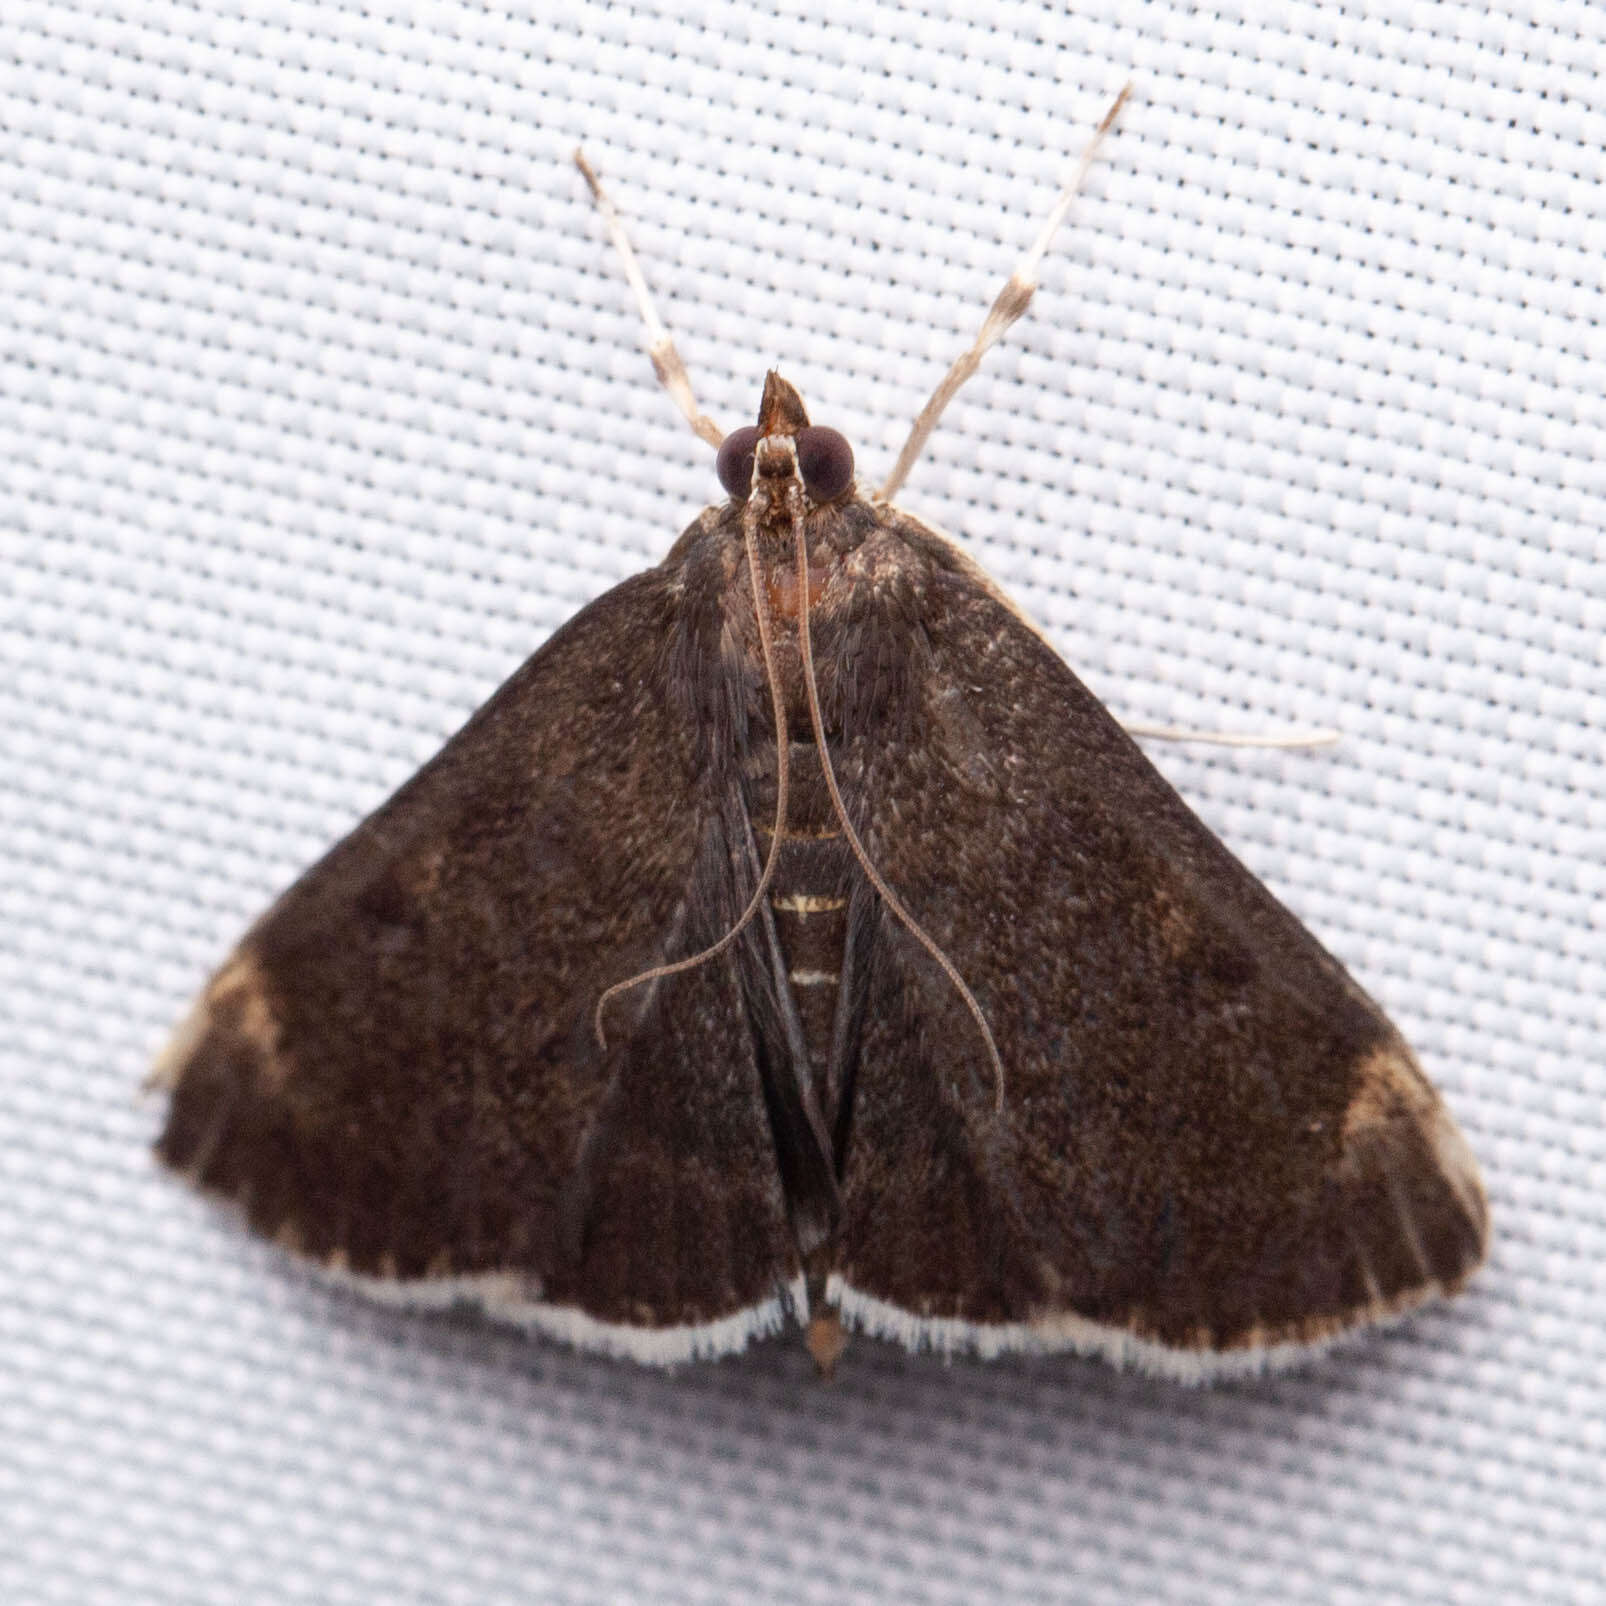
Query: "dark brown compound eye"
796 426 854 501
715 426 760 498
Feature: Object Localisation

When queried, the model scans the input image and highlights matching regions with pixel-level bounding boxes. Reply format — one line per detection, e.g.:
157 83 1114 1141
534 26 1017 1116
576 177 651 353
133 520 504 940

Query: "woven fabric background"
3 2 1602 1601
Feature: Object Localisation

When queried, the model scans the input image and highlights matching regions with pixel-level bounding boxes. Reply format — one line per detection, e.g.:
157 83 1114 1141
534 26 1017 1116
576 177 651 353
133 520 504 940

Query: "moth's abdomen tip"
805 1311 848 1379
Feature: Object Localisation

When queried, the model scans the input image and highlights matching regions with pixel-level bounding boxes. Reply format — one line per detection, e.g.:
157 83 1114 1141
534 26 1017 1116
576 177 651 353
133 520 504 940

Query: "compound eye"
796 427 854 501
716 426 761 498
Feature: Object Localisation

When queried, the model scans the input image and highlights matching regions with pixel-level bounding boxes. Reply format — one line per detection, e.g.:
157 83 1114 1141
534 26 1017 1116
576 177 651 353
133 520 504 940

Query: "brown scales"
153 372 1487 1378
153 97 1487 1378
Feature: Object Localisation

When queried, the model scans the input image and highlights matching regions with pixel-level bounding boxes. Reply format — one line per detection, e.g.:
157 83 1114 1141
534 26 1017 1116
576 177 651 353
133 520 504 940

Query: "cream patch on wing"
147 950 283 1092
1339 1043 1489 1264
1341 1042 1436 1139
1425 1101 1491 1245
146 992 212 1093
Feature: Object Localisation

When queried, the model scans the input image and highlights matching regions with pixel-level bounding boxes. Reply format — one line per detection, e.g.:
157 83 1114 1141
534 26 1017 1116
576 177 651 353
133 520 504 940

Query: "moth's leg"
877 84 1131 504
1123 721 1341 751
574 150 724 449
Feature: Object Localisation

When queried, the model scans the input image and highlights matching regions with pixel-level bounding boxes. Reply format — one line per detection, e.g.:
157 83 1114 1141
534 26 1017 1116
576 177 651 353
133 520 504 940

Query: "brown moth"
152 95 1487 1380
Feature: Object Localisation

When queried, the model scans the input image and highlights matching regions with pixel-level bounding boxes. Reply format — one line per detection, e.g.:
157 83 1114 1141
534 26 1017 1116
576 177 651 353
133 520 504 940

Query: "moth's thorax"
764 555 833 622
728 511 877 744
730 485 882 592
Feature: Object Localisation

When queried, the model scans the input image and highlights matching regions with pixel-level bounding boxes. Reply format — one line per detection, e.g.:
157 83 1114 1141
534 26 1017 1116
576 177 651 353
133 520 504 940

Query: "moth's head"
715 371 855 506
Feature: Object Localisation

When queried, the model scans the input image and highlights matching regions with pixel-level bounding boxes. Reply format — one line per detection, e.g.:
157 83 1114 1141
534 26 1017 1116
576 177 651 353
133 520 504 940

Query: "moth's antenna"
1126 721 1341 750
575 149 725 449
788 483 1007 1115
593 498 790 1048
877 84 1132 504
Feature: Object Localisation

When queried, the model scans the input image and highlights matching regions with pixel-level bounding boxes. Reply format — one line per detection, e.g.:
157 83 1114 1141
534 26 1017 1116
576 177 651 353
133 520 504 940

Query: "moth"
152 94 1487 1381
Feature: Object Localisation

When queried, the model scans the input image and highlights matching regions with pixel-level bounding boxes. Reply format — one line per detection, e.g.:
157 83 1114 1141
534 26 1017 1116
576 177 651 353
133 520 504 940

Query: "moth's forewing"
155 544 807 1361
815 512 1487 1378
